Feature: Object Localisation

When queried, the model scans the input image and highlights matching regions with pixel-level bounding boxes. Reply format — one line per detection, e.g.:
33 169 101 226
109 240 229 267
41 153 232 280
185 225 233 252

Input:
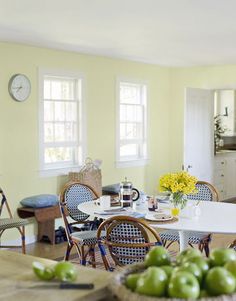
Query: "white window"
39 69 86 176
116 79 148 168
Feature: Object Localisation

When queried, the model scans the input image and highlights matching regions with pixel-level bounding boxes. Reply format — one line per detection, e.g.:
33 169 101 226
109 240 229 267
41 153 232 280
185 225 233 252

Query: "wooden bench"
17 205 63 244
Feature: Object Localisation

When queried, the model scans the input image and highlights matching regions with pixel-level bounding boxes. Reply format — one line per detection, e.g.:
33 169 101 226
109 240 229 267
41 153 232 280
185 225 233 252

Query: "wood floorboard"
9 233 236 262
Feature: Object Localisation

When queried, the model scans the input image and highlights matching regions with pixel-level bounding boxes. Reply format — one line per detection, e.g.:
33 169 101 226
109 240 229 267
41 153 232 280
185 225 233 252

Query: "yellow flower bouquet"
159 171 198 211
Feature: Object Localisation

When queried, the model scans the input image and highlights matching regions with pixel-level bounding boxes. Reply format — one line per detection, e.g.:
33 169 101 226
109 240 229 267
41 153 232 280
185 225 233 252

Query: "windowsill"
116 159 148 168
39 166 81 178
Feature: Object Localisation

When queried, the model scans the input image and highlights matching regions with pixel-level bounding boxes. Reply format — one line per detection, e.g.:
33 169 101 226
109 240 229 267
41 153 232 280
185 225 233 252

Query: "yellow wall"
0 42 171 241
169 65 236 171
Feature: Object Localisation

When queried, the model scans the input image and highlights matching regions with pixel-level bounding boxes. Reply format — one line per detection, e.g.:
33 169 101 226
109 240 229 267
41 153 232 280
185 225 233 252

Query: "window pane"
120 83 141 104
120 144 137 157
44 147 73 163
120 104 143 122
44 101 54 122
55 101 65 121
44 123 54 142
65 122 77 141
120 123 143 140
44 77 75 100
54 123 65 142
65 102 77 121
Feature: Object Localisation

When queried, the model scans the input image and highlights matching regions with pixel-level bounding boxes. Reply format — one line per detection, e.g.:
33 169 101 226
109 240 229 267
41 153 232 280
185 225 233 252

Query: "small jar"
148 196 158 211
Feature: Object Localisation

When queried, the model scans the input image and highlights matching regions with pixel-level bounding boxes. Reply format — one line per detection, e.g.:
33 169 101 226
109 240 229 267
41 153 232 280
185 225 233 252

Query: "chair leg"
80 245 86 265
165 240 176 249
21 226 26 254
64 243 73 261
88 245 96 268
98 243 113 271
204 243 210 257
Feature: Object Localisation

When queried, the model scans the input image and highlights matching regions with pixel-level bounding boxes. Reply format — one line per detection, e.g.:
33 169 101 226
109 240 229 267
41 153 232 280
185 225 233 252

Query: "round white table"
78 200 236 252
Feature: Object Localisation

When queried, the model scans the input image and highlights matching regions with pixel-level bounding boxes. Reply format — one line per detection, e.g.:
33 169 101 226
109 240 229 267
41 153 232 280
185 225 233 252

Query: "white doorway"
184 88 214 182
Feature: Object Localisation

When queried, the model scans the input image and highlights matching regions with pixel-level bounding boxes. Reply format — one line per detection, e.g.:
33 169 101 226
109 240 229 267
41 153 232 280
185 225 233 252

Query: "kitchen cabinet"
214 151 236 200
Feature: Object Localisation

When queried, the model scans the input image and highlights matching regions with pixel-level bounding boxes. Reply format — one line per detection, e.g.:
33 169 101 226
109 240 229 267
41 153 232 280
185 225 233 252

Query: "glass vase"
169 192 187 217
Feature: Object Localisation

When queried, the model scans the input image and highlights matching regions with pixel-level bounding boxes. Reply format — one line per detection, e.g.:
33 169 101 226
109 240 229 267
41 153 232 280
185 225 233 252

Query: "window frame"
116 77 149 168
38 68 87 177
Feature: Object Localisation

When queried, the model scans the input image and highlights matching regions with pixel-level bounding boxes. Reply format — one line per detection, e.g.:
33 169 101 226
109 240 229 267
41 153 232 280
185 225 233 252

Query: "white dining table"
78 200 236 252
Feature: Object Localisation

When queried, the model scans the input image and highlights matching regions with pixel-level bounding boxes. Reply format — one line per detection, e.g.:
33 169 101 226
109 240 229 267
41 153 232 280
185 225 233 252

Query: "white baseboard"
1 235 37 247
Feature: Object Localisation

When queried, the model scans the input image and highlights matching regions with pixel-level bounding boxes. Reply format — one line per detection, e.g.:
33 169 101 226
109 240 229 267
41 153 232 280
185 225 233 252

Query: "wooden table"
0 250 112 301
17 206 64 244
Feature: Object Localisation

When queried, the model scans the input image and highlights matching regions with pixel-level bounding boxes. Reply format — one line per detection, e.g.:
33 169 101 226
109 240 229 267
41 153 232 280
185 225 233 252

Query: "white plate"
145 213 173 221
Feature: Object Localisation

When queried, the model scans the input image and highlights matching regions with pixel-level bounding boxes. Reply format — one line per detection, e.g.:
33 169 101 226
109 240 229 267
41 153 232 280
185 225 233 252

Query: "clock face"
8 74 31 102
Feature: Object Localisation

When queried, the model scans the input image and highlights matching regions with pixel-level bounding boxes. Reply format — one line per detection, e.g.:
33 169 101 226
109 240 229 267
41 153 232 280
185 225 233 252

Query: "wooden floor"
14 232 236 261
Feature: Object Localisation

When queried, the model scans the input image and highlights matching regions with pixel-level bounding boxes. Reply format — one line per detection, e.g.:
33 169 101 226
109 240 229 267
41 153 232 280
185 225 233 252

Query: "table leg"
178 230 190 252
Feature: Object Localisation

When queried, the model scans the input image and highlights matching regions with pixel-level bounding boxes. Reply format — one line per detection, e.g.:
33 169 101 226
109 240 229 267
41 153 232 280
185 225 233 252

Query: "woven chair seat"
0 218 29 230
160 230 211 245
72 230 106 246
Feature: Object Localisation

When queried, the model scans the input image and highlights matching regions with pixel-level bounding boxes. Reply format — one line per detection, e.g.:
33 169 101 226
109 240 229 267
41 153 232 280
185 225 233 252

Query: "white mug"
99 195 111 210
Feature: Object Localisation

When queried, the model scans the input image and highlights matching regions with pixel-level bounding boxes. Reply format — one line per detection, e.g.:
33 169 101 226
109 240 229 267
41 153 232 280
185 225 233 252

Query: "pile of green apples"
32 261 77 282
125 246 236 299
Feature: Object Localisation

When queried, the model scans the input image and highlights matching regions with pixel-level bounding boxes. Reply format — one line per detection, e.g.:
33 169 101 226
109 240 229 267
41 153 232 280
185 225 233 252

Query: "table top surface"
0 250 111 301
78 200 236 234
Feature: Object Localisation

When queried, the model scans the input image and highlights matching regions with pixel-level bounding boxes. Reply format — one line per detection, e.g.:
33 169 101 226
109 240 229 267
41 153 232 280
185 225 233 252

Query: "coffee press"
119 177 140 207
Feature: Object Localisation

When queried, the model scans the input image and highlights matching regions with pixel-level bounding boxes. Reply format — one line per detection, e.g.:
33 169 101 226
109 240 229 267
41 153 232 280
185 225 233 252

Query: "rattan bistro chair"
229 240 236 251
97 215 163 271
60 181 105 267
159 181 219 256
0 188 28 253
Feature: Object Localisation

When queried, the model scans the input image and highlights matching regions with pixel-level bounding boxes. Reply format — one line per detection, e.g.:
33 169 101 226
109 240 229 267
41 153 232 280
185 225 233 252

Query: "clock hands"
12 86 22 92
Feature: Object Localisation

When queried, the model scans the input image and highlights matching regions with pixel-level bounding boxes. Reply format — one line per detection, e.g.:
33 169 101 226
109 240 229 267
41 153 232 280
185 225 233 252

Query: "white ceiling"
1 0 236 67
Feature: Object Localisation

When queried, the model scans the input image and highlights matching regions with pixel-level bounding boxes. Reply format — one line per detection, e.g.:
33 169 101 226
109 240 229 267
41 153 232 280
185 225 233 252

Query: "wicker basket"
109 263 236 301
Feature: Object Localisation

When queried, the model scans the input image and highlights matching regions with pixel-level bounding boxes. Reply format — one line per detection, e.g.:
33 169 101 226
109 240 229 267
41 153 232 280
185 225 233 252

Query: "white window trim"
116 77 149 168
38 68 87 177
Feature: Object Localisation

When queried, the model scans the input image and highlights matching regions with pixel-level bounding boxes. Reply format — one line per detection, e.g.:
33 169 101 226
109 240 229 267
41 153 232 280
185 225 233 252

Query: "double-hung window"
116 79 148 167
39 69 85 176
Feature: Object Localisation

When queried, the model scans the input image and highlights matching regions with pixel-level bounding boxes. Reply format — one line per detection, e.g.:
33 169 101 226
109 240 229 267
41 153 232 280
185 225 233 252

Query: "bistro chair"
159 181 219 256
97 215 163 271
0 187 28 253
60 181 105 267
229 240 236 251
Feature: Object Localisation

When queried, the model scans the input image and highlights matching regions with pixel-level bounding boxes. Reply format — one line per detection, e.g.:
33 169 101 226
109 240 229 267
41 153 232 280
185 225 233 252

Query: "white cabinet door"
184 88 214 182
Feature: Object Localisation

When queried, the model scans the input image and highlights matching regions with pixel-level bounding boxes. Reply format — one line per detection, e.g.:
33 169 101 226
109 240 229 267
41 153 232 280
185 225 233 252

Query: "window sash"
117 80 148 164
39 70 85 174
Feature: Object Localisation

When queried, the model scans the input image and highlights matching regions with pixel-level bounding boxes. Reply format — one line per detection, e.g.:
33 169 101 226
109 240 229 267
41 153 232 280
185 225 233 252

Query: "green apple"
54 261 77 282
176 248 202 265
173 262 202 283
125 273 141 291
160 265 174 278
32 261 55 281
184 256 210 277
145 246 171 267
136 266 168 297
210 248 236 267
168 271 200 299
225 260 236 280
205 267 236 296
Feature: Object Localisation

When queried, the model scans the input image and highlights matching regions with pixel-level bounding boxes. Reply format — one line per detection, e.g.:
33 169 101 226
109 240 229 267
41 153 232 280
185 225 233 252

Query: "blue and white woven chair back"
187 182 216 202
64 184 93 221
108 221 149 265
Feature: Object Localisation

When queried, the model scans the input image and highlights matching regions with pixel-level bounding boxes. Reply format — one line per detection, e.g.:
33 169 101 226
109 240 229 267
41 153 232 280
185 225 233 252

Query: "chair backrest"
0 188 13 218
60 181 98 222
97 215 162 266
187 181 219 202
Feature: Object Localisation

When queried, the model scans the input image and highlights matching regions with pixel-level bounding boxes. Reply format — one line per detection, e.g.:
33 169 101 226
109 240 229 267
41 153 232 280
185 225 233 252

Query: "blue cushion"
20 194 58 208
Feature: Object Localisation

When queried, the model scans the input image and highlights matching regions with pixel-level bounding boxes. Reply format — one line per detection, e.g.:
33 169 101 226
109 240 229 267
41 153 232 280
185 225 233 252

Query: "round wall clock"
8 74 31 102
